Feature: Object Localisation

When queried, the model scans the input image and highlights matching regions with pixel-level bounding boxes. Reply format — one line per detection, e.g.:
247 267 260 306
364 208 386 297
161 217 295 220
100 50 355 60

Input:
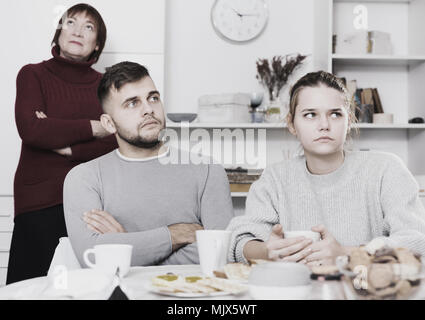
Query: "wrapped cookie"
348 246 372 271
368 263 394 289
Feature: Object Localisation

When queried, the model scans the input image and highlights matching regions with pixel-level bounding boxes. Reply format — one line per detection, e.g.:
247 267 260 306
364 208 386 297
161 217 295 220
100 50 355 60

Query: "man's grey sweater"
227 150 425 263
63 147 234 267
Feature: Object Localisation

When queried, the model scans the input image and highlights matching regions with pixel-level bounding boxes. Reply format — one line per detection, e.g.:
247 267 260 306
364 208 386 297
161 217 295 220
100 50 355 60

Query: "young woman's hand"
265 224 313 261
300 224 348 266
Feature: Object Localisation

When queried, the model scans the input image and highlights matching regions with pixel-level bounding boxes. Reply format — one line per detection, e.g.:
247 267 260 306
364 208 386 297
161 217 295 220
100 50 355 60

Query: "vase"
265 98 288 123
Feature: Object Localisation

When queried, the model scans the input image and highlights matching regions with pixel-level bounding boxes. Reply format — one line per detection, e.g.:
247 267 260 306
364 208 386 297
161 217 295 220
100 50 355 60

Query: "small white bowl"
249 284 312 300
248 262 312 300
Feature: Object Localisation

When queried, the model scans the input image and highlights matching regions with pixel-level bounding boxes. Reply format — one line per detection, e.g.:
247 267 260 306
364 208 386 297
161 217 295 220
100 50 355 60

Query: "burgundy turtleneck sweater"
13 46 118 216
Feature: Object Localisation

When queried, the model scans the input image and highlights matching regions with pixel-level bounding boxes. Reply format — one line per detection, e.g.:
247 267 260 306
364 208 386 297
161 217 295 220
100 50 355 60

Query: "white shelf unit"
313 0 425 175
166 122 284 129
336 0 410 3
332 54 425 67
166 122 425 130
355 124 425 129
231 192 249 198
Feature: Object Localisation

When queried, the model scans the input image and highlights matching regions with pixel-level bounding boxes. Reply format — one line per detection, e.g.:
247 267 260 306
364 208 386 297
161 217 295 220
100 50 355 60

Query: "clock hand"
240 13 260 17
231 7 243 19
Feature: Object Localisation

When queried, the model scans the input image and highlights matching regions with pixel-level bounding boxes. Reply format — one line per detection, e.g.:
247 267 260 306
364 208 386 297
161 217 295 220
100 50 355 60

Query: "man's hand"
83 209 126 234
168 223 204 251
90 120 111 138
265 224 313 261
300 224 347 267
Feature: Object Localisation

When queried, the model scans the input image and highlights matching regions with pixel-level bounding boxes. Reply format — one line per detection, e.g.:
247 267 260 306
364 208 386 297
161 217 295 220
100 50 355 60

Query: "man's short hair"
98 61 150 109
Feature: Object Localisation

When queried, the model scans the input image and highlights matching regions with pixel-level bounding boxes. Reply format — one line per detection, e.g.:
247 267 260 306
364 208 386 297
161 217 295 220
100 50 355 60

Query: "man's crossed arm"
82 209 203 252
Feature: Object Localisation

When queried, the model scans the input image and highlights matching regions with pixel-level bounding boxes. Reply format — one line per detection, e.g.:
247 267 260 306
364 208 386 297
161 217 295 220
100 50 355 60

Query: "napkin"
0 269 113 300
47 237 81 277
43 269 113 299
107 267 130 300
0 278 48 300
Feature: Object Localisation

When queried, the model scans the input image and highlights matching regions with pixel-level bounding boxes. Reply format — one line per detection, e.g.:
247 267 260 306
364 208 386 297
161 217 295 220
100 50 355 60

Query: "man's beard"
114 121 165 149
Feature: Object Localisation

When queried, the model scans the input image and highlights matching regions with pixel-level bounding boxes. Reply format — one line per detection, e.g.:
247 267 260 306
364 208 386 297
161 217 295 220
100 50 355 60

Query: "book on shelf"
372 88 384 113
353 87 384 121
354 88 363 119
354 88 362 105
346 80 357 99
362 88 374 106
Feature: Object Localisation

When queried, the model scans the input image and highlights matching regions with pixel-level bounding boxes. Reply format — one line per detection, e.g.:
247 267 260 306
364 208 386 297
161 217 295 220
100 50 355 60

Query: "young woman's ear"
100 114 117 134
286 114 297 136
347 111 353 134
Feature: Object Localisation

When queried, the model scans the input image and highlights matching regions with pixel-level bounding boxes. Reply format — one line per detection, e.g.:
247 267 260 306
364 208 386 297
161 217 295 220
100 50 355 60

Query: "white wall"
0 0 165 286
0 0 165 195
164 0 316 114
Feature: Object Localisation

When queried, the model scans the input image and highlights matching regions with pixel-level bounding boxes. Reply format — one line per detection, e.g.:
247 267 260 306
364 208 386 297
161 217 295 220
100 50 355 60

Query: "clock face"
211 0 269 43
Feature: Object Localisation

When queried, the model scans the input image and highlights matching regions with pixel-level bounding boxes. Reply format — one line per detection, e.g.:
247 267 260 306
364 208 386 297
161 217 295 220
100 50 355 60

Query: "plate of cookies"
212 262 254 283
147 273 248 298
336 239 424 300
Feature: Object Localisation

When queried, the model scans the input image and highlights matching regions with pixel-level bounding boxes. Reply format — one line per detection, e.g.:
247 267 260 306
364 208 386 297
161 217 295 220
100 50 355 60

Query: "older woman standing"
7 3 117 284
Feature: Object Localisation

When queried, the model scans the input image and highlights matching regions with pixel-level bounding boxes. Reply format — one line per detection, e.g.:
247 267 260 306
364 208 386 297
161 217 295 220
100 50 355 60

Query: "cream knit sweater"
227 150 425 263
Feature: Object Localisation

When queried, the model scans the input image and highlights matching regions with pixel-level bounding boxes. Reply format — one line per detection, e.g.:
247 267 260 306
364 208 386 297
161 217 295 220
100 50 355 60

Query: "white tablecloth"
0 265 424 300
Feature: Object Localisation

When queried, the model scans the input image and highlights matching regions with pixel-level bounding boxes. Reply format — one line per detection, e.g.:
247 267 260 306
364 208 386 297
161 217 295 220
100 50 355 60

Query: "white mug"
83 244 133 277
196 230 232 277
284 230 321 242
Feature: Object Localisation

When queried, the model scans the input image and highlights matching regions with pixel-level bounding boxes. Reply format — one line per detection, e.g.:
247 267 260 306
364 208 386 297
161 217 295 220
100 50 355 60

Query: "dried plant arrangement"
256 53 307 102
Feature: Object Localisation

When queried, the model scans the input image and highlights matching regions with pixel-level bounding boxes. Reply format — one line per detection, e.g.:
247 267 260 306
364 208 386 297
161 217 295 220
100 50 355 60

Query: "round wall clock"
211 0 269 43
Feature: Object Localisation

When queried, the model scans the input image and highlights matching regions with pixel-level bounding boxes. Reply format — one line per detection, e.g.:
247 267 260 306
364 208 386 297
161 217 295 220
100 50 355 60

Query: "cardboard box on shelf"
198 93 251 123
335 30 392 55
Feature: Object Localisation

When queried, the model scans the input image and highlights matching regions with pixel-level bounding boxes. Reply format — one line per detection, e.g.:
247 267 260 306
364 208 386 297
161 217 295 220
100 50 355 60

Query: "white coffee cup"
196 230 232 277
284 230 321 242
83 244 133 277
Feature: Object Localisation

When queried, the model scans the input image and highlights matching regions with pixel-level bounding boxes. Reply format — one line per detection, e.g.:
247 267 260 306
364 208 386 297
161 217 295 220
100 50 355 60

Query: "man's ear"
100 114 117 134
